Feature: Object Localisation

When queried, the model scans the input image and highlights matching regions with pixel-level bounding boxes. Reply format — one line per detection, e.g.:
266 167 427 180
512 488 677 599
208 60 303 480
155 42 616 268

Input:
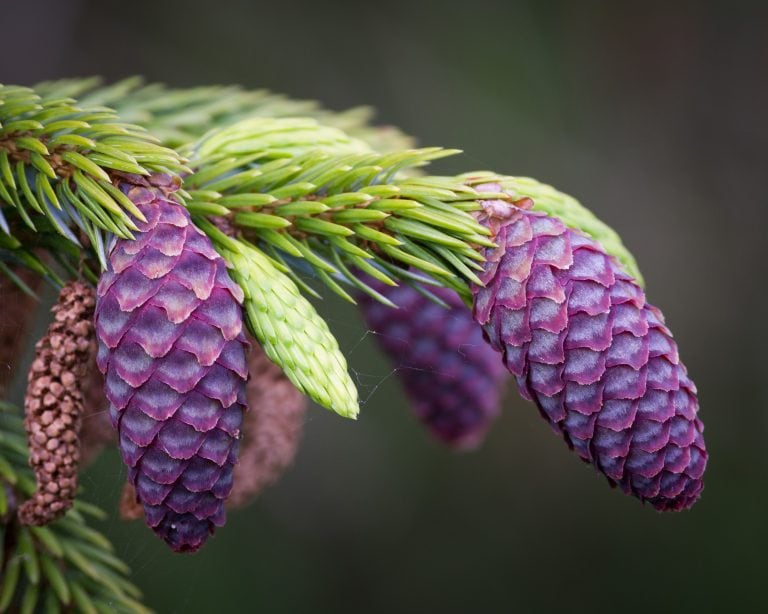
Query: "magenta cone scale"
94 175 249 551
359 281 507 449
472 198 706 510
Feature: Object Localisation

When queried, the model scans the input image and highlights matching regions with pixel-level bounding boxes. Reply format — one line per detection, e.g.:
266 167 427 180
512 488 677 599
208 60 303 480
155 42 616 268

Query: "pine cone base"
472 202 706 510
95 176 249 552
360 282 507 449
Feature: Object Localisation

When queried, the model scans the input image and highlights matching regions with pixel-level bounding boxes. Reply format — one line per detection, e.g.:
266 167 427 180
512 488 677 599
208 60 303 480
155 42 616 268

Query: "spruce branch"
0 73 693 568
182 119 496 301
0 84 188 251
0 402 149 613
0 83 646 427
0 218 68 288
186 116 371 161
19 81 643 301
34 76 415 153
182 119 643 306
0 81 646 418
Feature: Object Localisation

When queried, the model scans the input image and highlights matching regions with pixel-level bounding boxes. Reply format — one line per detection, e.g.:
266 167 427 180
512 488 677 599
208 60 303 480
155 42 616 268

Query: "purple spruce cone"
359 281 507 449
472 196 706 510
94 175 249 551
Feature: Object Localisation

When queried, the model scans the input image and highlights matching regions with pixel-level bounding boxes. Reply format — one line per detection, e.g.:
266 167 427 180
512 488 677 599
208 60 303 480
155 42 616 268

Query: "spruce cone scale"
472 201 706 510
95 178 248 552
359 282 508 449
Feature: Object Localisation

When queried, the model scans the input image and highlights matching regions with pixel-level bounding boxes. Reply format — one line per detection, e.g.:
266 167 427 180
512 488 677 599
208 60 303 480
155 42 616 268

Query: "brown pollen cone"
18 281 95 525
119 482 145 521
0 269 42 396
228 343 307 508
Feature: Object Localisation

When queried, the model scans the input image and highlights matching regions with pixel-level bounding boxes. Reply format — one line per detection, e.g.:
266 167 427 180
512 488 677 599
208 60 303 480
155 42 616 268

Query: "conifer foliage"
0 77 706 609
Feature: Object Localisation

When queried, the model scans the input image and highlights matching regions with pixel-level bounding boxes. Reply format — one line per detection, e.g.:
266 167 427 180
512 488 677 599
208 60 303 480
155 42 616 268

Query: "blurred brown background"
2 0 766 611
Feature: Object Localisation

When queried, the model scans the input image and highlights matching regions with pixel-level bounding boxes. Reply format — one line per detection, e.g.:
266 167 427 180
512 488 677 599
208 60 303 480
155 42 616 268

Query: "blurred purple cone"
359 281 507 450
94 175 249 551
472 197 706 510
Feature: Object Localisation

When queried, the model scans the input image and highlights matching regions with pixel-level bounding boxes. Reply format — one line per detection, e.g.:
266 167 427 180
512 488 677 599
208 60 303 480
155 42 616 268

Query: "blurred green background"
3 0 766 611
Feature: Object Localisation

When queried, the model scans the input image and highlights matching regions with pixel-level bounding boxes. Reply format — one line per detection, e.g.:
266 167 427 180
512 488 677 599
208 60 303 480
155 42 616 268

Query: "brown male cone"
19 281 95 525
228 341 307 508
